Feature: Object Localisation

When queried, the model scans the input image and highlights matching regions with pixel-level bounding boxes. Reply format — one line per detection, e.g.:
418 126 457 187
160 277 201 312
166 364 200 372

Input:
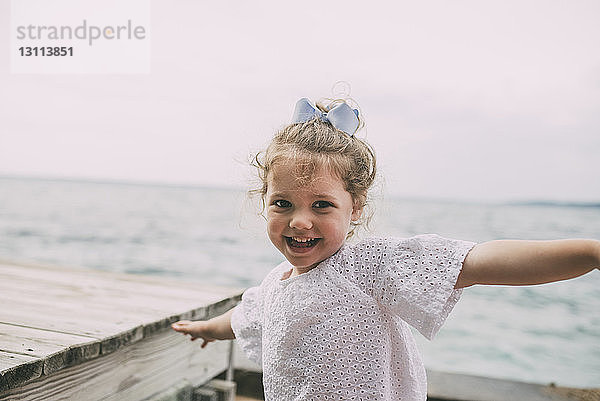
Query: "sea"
1 176 598 388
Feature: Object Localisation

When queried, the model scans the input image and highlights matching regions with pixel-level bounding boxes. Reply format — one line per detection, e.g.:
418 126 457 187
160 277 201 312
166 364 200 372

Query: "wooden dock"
0 259 242 400
2 259 598 401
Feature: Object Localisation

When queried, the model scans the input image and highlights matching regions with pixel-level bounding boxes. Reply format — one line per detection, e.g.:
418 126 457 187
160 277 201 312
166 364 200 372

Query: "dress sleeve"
231 285 263 365
345 234 476 340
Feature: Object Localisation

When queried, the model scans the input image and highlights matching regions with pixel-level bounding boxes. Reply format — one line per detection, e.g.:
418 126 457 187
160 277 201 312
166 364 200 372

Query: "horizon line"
1 173 599 207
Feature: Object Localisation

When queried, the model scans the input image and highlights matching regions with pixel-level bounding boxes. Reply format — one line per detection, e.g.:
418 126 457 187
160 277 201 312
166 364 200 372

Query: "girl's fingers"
171 321 212 347
171 322 185 331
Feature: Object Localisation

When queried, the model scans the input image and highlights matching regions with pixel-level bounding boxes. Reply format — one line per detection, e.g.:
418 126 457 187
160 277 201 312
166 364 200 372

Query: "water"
1 176 598 388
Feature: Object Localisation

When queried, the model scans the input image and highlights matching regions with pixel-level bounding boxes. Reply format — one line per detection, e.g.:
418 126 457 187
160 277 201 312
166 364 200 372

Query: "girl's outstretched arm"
455 239 600 289
171 308 236 348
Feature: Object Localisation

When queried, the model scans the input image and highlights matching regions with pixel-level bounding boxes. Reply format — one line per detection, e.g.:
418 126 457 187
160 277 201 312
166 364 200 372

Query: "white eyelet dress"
231 234 476 401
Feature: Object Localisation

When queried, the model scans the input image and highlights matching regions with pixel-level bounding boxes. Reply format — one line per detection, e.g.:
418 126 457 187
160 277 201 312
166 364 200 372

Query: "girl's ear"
351 202 363 222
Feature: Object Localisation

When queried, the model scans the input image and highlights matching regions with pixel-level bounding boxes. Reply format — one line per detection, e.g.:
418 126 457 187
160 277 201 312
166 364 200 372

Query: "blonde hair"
251 99 377 238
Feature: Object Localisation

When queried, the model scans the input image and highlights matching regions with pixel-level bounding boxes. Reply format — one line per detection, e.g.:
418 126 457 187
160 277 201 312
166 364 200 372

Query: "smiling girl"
172 97 600 401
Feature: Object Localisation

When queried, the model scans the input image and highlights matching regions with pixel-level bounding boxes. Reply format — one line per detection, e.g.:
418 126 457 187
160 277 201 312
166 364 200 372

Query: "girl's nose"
289 210 313 230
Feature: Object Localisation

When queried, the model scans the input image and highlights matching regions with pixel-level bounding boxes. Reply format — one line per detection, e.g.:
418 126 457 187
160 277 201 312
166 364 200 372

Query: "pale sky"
1 0 599 202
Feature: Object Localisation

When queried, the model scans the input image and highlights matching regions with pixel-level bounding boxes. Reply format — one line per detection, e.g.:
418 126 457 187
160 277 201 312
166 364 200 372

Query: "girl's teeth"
292 237 314 242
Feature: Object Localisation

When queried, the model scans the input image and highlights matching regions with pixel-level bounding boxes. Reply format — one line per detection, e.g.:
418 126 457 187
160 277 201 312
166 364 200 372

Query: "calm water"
1 176 598 387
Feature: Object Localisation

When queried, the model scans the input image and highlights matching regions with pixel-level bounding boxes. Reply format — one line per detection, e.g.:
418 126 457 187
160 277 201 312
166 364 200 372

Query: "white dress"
231 234 476 401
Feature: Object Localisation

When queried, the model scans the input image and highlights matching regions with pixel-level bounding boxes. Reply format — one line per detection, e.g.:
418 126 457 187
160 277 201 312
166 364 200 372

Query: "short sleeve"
344 234 476 340
231 285 263 365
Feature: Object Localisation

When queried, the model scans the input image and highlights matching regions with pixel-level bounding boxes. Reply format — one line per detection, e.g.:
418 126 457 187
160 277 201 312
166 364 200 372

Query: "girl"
172 97 599 400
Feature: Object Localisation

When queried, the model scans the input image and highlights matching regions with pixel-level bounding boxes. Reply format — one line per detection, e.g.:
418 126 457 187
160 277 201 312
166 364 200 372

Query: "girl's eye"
273 200 291 208
313 201 332 209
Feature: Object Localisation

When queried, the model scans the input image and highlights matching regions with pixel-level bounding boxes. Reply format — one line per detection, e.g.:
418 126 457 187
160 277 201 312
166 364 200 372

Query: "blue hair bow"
290 98 360 136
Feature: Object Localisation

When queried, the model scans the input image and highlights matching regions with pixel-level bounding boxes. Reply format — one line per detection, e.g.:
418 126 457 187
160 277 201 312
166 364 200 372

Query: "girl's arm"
455 239 600 289
172 308 236 347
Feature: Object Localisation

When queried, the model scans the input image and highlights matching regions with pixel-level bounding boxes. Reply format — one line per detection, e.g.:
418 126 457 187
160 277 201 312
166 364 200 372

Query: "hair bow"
290 98 360 136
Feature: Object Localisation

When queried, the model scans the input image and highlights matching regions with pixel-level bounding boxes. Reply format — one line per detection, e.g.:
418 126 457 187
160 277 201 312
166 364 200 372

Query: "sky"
1 0 599 202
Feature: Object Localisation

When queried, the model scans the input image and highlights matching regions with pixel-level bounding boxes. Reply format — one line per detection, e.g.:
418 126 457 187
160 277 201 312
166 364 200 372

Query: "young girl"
172 97 599 400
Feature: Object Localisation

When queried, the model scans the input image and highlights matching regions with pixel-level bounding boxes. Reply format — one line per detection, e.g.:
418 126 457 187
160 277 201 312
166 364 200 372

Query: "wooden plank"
0 287 173 329
144 379 194 401
0 265 239 306
0 351 43 393
0 262 241 303
0 323 95 358
426 370 575 401
0 330 233 401
0 323 100 375
141 296 241 338
0 262 242 339
0 260 243 395
0 277 224 323
0 263 242 330
0 296 146 338
0 260 243 394
0 291 240 353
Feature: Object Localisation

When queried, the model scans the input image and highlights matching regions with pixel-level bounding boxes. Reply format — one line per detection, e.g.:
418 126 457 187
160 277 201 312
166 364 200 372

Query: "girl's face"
266 163 362 273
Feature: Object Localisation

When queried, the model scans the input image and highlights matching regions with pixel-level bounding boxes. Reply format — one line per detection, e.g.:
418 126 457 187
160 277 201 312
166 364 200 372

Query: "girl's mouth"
286 236 321 248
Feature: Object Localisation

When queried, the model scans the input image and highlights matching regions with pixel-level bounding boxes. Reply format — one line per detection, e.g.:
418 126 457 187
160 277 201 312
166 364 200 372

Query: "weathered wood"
427 370 581 401
0 323 100 376
0 351 43 392
0 295 144 338
1 332 233 401
144 378 194 401
0 262 238 309
0 259 243 397
0 323 97 359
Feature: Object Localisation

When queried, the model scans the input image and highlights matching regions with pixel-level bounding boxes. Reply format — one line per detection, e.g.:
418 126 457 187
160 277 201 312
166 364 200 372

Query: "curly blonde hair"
250 99 377 238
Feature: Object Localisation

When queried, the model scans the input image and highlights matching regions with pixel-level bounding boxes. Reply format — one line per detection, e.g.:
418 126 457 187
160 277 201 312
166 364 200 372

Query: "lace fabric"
231 234 476 401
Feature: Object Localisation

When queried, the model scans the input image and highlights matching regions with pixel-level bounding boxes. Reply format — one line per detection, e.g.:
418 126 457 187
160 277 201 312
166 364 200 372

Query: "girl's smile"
266 164 362 275
286 236 321 251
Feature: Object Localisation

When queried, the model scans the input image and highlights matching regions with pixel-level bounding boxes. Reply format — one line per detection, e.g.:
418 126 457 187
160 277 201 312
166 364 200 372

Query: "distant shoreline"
2 173 598 207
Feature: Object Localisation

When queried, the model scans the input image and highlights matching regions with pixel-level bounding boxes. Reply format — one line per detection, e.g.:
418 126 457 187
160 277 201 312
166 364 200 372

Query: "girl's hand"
171 320 218 348
171 309 236 346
